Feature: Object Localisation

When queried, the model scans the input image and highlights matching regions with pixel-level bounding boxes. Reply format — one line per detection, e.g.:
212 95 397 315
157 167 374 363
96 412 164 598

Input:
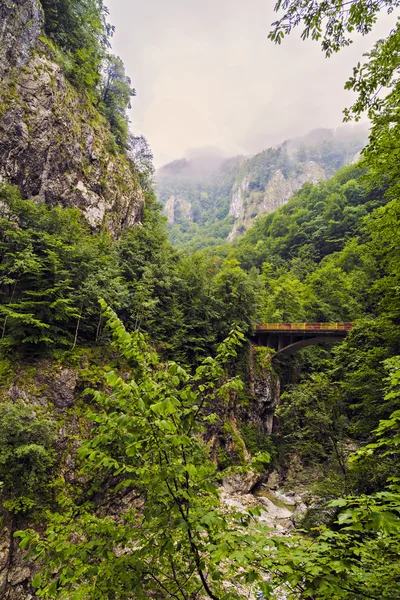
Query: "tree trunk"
72 307 83 349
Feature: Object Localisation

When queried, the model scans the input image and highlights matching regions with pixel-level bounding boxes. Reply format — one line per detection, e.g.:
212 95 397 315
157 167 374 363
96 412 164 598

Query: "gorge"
0 0 399 598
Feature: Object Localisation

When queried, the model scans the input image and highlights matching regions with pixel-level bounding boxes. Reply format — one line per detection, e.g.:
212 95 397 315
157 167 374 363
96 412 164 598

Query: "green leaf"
32 573 42 588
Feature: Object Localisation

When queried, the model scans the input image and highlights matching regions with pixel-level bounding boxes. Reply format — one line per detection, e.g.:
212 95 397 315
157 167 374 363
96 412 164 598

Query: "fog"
106 0 395 166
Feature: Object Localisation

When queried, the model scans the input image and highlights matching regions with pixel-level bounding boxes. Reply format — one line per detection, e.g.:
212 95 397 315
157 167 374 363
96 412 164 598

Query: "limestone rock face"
0 510 39 599
220 487 299 534
0 0 43 78
164 195 175 223
217 347 282 496
227 161 326 240
261 162 325 213
37 367 79 410
228 175 249 219
248 346 281 434
164 194 192 224
222 470 260 495
0 0 144 235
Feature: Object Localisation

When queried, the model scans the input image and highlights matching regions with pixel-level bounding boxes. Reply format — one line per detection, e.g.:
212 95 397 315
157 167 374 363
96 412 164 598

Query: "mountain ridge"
156 125 368 249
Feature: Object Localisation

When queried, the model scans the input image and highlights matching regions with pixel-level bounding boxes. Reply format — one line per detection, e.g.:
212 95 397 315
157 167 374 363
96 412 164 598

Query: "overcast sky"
106 0 395 166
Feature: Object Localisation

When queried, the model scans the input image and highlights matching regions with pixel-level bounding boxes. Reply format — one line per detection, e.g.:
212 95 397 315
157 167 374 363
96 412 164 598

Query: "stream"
221 478 307 534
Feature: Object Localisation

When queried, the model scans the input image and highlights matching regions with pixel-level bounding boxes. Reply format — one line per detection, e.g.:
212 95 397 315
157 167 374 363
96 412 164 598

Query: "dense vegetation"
4 149 400 596
226 163 386 267
0 0 400 597
40 0 135 149
157 129 367 251
16 302 400 599
0 181 258 362
157 155 240 248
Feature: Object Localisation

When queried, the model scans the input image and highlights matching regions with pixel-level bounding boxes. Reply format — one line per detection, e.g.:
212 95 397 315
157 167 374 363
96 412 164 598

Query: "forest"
0 0 399 598
156 130 367 251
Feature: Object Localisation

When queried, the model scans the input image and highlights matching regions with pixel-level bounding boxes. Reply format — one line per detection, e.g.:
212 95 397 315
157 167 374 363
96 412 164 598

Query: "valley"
156 127 367 249
0 0 399 598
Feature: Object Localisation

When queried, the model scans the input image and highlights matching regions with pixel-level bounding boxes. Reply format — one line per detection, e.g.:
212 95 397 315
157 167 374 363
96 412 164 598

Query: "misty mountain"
156 126 368 250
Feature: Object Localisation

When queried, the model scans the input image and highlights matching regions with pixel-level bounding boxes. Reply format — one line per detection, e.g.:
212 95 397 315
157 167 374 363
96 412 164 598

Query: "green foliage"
268 0 400 243
268 0 398 56
116 203 261 363
16 308 400 599
0 401 57 514
210 259 258 339
253 346 275 377
0 183 128 350
127 135 154 189
271 490 400 599
239 423 277 463
267 364 400 599
235 164 400 494
5 2 400 584
157 156 240 251
231 164 386 271
40 0 109 96
0 184 257 364
39 0 135 151
351 355 400 469
117 202 188 356
364 197 400 320
17 302 259 599
98 55 136 149
158 136 366 251
277 373 347 474
219 421 248 468
332 319 400 436
0 358 14 385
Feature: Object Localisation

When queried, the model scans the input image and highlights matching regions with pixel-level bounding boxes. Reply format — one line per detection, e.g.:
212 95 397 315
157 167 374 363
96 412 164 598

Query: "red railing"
255 322 353 332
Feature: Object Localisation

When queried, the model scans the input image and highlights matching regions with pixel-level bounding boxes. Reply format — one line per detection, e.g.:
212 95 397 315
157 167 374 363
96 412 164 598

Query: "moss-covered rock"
246 345 280 434
0 0 144 237
0 347 113 598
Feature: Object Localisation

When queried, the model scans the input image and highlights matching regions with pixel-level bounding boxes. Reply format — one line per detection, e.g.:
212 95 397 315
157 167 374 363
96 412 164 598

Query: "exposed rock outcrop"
157 128 367 247
164 195 175 223
228 161 326 240
0 0 144 235
0 350 105 598
229 175 249 219
0 510 40 600
220 486 298 534
248 345 280 434
164 194 192 224
219 347 281 495
222 470 260 495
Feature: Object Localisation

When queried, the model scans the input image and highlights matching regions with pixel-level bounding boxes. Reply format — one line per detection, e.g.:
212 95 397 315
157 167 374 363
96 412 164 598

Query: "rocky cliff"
227 161 326 241
0 352 90 599
164 194 193 224
215 345 281 495
0 0 144 234
0 341 283 598
0 2 148 595
156 127 368 248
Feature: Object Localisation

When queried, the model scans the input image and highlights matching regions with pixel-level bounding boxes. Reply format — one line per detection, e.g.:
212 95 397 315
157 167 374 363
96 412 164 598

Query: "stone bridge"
254 322 353 356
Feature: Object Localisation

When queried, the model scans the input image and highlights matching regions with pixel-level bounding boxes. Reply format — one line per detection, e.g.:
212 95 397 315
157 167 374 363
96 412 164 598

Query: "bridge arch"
254 323 353 356
275 335 347 356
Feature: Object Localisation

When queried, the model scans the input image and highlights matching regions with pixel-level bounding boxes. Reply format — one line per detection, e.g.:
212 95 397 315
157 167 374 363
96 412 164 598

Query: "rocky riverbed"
222 470 308 535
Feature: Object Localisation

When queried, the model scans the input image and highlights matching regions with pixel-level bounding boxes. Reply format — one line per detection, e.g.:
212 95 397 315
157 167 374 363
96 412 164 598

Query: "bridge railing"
255 322 353 331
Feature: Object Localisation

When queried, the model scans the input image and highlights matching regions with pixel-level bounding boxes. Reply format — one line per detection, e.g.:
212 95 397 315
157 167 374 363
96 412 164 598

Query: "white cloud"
107 0 397 165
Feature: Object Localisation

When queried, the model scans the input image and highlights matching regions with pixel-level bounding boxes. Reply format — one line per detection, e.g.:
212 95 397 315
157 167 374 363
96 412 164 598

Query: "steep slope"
0 0 144 234
156 127 367 249
0 6 147 594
